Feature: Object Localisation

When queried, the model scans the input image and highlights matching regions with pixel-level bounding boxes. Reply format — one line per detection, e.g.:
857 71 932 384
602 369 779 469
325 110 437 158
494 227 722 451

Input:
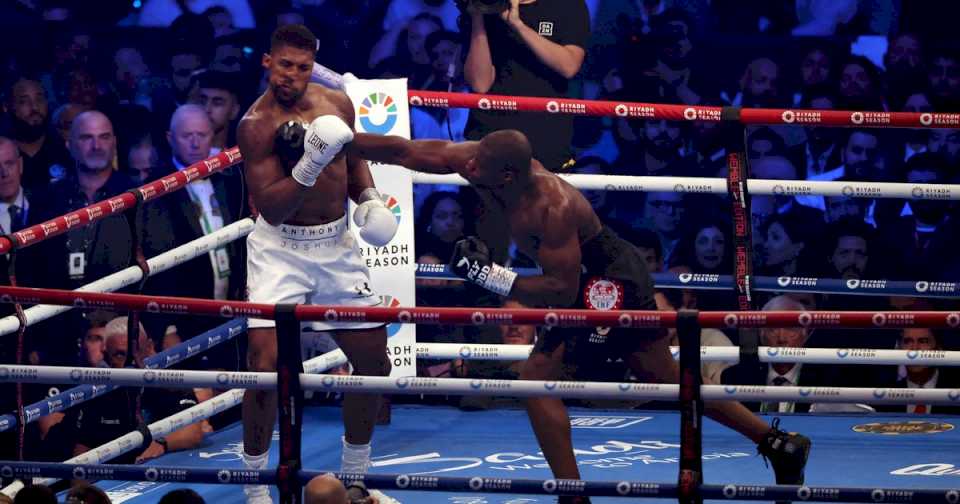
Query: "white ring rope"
6 365 956 404
419 343 960 367
0 217 255 336
1 348 349 496
411 172 960 200
304 375 960 405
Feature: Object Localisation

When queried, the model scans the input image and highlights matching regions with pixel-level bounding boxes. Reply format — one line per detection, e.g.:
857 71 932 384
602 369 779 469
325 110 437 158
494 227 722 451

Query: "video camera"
455 0 510 14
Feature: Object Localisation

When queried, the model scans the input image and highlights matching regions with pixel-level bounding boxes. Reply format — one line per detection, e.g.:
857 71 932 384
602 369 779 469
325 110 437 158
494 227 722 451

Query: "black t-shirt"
20 137 70 193
68 387 197 464
465 0 590 171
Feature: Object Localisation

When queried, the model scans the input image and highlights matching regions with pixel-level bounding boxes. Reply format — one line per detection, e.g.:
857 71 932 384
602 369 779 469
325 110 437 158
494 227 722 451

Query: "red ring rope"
0 285 957 329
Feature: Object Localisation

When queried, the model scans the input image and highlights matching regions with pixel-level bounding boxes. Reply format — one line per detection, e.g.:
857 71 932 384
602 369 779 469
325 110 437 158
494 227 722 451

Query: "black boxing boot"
758 418 811 503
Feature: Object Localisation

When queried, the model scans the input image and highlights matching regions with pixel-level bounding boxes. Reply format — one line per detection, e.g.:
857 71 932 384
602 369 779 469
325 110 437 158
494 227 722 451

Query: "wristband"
481 263 517 296
358 188 383 204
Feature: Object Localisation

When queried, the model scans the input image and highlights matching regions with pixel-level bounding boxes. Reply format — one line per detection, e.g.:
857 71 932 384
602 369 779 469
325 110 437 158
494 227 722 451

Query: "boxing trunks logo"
583 277 624 311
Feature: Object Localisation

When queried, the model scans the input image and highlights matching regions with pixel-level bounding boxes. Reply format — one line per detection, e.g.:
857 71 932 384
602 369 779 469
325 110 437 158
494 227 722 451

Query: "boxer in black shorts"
533 224 658 383
348 129 810 504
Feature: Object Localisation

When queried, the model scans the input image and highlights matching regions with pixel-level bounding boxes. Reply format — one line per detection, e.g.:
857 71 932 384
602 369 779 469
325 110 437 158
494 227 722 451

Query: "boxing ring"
0 73 959 503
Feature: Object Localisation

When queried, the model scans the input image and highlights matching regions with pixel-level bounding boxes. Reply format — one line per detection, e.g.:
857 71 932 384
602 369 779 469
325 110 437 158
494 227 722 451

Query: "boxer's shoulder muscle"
302 84 355 125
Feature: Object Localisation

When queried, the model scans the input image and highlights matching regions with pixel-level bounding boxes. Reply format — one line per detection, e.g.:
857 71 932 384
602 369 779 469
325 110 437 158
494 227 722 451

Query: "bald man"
29 110 135 295
304 474 378 504
138 104 246 352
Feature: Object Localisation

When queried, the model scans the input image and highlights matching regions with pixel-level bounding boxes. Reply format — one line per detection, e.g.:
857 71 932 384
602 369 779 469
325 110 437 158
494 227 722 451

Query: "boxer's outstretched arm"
238 117 307 225
348 133 479 176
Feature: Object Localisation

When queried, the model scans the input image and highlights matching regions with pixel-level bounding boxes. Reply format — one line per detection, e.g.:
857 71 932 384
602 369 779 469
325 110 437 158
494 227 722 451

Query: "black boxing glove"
274 120 306 173
346 481 371 503
449 236 517 296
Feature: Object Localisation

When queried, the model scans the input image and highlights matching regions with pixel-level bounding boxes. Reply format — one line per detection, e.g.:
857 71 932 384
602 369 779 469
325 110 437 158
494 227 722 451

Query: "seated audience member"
124 138 160 183
414 190 468 261
65 482 111 504
750 156 825 225
656 289 733 384
574 157 616 221
12 484 56 504
304 473 378 504
79 310 116 367
822 183 872 225
159 488 205 504
615 225 664 274
642 192 686 263
3 76 70 191
873 328 960 415
759 212 821 278
369 12 442 89
880 153 955 280
67 317 204 464
460 299 538 410
722 296 836 413
669 218 732 274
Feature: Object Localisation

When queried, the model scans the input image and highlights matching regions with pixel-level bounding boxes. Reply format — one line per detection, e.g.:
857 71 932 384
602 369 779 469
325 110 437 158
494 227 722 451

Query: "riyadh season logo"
382 193 402 224
381 295 403 338
358 92 399 134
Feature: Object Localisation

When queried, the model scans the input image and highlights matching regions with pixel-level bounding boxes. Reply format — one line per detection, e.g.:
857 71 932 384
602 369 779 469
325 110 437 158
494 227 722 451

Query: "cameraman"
461 0 590 173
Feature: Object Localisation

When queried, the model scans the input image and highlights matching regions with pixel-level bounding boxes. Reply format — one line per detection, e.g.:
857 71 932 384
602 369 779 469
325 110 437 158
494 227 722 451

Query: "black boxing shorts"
532 226 662 379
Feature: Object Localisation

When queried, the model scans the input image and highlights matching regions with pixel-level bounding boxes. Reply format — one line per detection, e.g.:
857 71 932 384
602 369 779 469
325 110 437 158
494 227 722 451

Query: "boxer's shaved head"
472 130 533 187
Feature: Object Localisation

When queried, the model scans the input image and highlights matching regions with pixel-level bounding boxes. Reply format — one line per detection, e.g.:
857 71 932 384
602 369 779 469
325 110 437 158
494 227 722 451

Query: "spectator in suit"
139 104 244 362
0 137 30 236
2 76 70 191
874 328 960 415
750 156 825 225
879 153 954 280
722 295 835 413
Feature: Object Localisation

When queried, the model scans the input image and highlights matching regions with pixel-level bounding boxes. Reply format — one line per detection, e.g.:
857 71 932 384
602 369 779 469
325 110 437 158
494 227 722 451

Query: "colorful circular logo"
359 92 398 134
383 194 402 224
382 295 403 337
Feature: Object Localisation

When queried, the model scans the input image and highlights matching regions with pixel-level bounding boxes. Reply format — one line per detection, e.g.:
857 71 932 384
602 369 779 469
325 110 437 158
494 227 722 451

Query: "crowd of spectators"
0 0 959 495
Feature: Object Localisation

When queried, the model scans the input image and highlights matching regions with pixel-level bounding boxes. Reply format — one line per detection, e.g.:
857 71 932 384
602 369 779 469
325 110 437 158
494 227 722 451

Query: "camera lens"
471 0 509 14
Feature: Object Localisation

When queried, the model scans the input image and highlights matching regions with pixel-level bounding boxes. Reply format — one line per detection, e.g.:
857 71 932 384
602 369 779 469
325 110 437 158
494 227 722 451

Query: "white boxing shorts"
246 215 384 331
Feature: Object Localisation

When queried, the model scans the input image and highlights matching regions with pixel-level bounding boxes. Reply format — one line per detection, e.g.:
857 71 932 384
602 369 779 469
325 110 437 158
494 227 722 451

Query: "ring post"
677 308 703 504
275 303 304 503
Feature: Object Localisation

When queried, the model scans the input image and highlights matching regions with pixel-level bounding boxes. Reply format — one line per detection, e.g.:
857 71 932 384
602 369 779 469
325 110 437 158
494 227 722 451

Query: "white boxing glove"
291 115 354 187
353 188 398 246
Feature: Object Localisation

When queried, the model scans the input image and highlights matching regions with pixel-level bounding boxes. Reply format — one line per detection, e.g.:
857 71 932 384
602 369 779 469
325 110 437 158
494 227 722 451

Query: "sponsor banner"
345 78 416 377
854 421 954 435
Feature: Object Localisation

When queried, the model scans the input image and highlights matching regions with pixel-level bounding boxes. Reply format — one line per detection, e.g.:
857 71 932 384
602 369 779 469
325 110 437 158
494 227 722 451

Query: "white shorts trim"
246 216 384 330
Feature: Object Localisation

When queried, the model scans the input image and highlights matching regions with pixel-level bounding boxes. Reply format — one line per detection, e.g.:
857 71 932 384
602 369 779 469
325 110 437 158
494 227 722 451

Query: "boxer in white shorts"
246 215 384 332
236 24 398 504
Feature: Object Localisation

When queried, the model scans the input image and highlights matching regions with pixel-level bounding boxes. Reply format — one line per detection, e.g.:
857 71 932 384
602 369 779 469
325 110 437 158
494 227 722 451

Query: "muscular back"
238 83 355 225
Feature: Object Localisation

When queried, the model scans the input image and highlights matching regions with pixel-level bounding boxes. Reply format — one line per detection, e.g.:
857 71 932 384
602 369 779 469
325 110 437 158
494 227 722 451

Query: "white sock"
341 436 371 474
243 450 270 500
243 450 269 470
